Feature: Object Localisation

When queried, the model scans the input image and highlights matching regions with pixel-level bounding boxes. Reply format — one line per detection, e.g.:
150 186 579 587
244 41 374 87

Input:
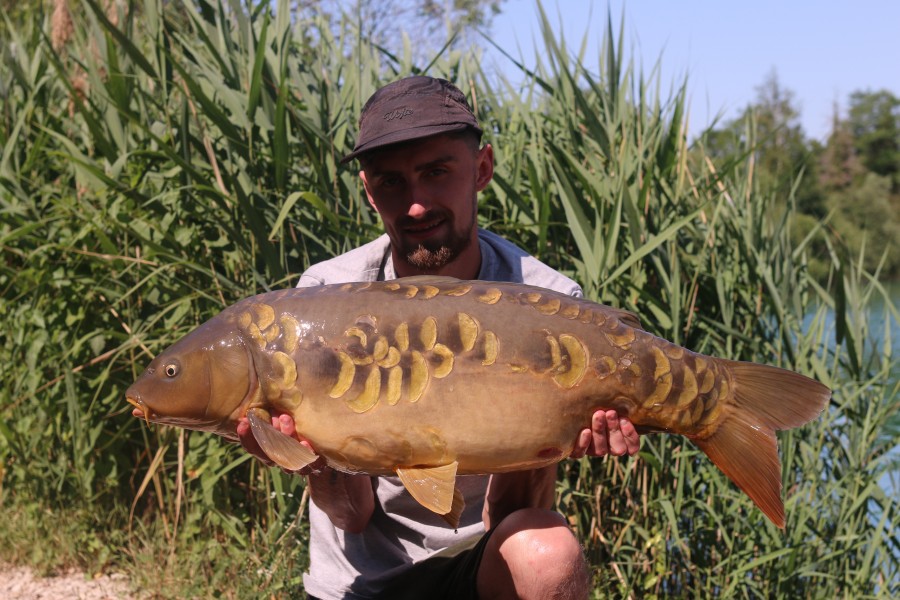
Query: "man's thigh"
372 531 494 600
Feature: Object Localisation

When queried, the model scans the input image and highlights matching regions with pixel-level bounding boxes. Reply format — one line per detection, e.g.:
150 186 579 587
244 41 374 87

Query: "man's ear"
475 144 494 192
360 170 379 212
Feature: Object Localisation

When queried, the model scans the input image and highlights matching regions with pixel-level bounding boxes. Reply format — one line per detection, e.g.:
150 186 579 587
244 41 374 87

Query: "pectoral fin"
247 409 318 471
396 462 465 528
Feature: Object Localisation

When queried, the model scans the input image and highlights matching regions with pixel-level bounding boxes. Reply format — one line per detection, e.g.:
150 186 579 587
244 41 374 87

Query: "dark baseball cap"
340 76 483 164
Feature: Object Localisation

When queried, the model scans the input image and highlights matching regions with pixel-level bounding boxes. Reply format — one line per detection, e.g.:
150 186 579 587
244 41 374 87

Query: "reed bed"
1 1 897 597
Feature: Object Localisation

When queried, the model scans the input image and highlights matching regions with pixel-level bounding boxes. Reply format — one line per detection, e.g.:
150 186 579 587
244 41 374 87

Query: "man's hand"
570 409 640 459
483 410 640 529
236 411 326 475
236 411 375 532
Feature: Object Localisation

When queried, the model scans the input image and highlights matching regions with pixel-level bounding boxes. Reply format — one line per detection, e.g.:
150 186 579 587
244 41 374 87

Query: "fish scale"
126 276 830 529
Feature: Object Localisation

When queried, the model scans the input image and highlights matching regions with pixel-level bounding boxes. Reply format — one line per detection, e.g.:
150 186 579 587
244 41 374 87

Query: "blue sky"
486 0 900 142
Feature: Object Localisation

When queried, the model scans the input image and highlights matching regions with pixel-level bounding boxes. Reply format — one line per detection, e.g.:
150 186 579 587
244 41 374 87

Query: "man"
238 76 640 599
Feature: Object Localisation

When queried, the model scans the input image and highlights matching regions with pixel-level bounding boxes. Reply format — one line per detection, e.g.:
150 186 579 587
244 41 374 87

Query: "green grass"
1 1 897 597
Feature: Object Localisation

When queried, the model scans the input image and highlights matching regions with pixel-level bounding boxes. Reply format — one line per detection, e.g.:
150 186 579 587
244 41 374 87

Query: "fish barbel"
125 277 830 528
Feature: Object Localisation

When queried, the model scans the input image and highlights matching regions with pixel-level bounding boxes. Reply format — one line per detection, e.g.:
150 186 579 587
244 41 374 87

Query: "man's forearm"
307 468 375 534
482 465 557 530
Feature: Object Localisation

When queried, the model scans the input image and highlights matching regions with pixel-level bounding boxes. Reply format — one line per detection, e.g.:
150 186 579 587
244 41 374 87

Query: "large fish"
126 277 830 528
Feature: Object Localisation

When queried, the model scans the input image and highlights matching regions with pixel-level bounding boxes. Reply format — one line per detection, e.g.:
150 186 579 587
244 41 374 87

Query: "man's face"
360 133 493 275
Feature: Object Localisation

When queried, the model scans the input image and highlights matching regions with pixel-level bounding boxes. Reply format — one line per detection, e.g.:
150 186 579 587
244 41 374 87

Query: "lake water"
857 281 898 498
870 280 900 367
878 282 899 496
802 281 899 498
866 281 899 433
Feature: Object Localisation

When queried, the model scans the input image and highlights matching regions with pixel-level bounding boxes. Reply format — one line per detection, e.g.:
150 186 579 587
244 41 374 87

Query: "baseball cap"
340 76 483 164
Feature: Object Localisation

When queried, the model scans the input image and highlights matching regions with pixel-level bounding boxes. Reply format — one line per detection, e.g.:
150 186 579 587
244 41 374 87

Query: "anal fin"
396 462 464 528
248 410 318 471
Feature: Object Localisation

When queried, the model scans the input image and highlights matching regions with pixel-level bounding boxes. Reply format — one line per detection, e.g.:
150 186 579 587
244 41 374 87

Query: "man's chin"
405 245 454 270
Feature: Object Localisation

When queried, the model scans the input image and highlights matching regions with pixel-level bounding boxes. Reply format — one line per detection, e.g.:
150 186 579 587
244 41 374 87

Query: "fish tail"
693 360 830 528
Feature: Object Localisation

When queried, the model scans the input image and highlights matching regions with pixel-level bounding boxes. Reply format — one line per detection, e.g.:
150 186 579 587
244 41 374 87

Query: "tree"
749 70 810 188
301 0 505 63
847 89 900 190
819 104 867 193
701 70 814 196
827 172 899 275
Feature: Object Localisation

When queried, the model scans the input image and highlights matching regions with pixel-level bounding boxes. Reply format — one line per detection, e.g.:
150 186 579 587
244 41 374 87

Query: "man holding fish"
127 73 827 597
239 76 641 599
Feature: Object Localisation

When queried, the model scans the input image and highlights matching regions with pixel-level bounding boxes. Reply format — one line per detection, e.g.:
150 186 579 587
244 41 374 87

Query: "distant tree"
847 89 900 190
701 70 814 194
748 70 810 188
819 105 867 193
827 172 899 275
737 70 824 215
796 140 827 218
300 0 505 62
699 120 744 164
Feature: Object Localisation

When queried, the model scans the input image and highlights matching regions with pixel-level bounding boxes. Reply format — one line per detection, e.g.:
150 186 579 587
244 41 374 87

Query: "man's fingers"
574 410 642 461
277 413 297 437
605 410 628 456
236 417 275 466
591 411 609 457
571 429 591 459
620 417 641 456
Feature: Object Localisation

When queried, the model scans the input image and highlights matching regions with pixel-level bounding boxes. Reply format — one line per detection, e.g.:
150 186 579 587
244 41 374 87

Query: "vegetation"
1 0 897 597
702 70 900 280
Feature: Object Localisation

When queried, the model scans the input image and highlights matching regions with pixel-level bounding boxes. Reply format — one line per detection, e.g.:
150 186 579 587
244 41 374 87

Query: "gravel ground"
0 565 133 600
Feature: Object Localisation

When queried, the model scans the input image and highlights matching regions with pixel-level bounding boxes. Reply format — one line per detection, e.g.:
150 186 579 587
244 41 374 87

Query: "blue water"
875 282 900 498
802 281 899 499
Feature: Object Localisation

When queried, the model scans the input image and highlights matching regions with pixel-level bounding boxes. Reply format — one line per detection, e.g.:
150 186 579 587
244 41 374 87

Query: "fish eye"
164 363 179 378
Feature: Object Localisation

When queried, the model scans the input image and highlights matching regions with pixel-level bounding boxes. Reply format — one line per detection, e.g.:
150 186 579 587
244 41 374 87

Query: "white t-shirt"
298 228 582 599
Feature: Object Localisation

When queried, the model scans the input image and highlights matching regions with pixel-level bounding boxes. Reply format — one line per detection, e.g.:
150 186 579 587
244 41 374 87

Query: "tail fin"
693 361 830 528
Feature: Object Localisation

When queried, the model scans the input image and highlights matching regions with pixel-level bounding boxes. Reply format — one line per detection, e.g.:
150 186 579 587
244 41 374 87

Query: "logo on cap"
384 107 414 122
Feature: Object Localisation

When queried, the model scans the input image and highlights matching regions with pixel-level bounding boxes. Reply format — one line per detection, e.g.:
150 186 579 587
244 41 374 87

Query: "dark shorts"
307 530 494 600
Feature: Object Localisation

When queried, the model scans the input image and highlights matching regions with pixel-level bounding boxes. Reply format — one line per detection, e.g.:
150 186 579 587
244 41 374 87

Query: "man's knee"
493 508 581 560
478 509 589 600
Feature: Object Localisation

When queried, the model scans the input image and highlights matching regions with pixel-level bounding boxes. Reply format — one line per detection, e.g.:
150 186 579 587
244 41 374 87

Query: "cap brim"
340 123 478 164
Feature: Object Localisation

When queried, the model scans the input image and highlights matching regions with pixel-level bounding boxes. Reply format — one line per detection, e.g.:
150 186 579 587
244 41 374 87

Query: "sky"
486 0 900 142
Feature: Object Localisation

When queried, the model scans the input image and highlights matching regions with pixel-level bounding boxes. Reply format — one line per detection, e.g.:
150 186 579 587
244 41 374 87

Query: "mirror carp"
126 277 830 529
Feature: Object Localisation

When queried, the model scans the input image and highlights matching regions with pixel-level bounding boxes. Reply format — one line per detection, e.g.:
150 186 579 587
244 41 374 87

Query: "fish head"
126 317 253 437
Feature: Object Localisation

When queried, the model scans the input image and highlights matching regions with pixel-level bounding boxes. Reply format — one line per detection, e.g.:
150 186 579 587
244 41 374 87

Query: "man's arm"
482 410 640 530
304 469 375 534
236 414 375 533
482 465 558 530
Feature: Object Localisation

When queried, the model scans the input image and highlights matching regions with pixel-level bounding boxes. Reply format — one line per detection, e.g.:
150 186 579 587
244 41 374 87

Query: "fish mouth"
126 396 153 425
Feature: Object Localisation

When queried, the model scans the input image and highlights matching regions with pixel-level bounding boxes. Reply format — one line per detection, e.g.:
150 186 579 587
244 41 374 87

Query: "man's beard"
406 244 454 270
398 209 474 271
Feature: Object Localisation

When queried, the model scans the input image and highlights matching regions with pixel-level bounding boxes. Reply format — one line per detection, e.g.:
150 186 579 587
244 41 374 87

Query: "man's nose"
406 184 432 218
407 202 431 219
